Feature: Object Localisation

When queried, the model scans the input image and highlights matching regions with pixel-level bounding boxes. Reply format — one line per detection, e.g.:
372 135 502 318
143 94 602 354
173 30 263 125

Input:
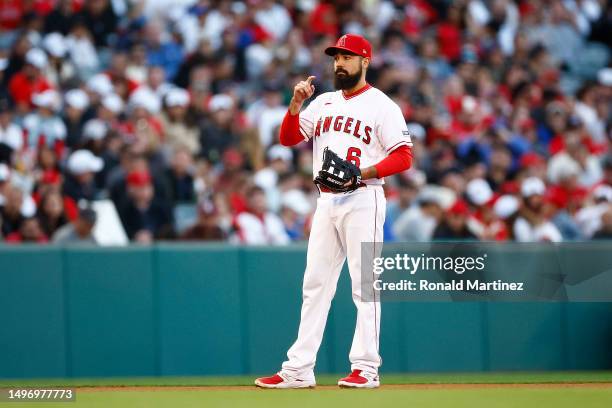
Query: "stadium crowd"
0 0 610 244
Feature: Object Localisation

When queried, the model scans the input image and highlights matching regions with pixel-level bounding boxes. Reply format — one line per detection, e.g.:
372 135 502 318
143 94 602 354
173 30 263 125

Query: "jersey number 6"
346 147 361 167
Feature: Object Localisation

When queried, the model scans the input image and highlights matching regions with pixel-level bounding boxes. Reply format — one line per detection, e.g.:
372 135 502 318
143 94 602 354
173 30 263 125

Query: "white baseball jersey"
298 84 413 185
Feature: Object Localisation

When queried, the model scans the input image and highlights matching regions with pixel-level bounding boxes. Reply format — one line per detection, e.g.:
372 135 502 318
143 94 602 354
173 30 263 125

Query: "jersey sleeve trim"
386 140 413 153
299 124 311 140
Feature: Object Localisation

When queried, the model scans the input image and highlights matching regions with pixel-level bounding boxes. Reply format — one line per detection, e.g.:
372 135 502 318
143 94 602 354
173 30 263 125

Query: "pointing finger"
306 76 316 85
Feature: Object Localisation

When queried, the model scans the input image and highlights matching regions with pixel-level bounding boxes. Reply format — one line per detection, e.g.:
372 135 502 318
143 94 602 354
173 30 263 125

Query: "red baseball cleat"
255 372 316 389
338 369 380 388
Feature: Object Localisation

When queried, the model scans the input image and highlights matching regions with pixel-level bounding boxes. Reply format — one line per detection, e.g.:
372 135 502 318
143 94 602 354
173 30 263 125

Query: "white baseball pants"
281 185 385 377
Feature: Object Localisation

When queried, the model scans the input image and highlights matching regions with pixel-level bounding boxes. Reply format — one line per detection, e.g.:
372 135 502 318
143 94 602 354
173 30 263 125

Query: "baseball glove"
314 147 362 193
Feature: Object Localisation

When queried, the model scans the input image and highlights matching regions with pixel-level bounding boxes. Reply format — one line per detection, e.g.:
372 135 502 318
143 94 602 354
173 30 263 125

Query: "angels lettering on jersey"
313 115 372 145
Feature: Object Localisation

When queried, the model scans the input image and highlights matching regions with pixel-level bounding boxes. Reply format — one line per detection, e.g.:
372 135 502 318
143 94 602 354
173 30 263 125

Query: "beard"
334 66 362 90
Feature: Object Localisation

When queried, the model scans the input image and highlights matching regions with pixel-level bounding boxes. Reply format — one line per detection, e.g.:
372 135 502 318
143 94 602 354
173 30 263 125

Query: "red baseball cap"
519 152 545 168
447 199 471 217
127 170 152 187
325 34 372 59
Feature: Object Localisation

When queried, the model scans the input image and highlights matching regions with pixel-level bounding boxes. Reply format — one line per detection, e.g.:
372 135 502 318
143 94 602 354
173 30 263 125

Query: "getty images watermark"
360 242 612 302
372 253 525 292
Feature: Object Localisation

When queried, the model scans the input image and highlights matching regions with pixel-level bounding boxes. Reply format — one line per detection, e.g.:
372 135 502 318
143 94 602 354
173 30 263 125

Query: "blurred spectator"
162 147 196 204
107 149 167 208
76 0 118 48
0 184 24 237
0 163 10 200
254 144 293 211
494 194 520 239
36 190 69 237
180 199 225 241
5 216 48 243
32 169 78 221
144 20 184 81
118 170 173 242
514 177 562 242
42 32 75 87
123 88 164 162
139 65 173 100
64 149 104 201
44 0 78 35
246 85 286 148
86 73 114 104
0 98 22 154
109 52 141 100
279 189 311 241
385 176 419 241
592 209 612 240
199 94 239 164
8 48 52 114
160 87 200 155
254 0 292 42
65 18 100 78
465 178 508 240
98 93 124 127
2 34 30 87
433 199 478 240
234 185 289 245
23 90 66 154
418 36 453 82
393 187 448 242
62 89 90 148
548 131 602 188
575 185 612 238
53 203 98 244
0 59 8 99
81 119 109 154
575 82 607 143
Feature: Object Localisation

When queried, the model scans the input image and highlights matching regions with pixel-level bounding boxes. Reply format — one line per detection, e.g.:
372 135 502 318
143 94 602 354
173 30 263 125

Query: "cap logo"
338 35 347 46
363 49 367 54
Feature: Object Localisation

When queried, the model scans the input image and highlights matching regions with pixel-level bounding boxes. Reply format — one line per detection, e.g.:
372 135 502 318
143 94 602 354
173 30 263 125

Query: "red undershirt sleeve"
279 110 305 146
373 145 413 178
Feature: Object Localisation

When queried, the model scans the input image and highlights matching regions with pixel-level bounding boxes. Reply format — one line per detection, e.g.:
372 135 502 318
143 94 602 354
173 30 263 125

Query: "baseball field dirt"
2 372 611 407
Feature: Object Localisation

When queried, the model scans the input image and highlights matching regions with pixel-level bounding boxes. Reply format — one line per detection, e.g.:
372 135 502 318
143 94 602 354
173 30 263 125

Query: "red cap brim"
324 46 364 57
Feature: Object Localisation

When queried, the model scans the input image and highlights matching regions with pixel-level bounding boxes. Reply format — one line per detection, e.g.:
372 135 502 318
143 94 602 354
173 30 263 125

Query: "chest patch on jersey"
314 115 371 144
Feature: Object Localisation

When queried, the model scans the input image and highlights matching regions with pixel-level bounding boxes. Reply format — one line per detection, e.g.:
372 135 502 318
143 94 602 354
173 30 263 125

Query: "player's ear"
362 57 370 69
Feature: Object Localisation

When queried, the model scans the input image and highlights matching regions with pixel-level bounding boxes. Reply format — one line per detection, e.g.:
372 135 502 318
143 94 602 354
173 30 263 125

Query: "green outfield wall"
1 243 612 378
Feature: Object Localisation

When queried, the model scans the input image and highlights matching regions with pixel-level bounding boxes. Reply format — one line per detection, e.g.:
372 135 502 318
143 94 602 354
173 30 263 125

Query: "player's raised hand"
293 76 316 104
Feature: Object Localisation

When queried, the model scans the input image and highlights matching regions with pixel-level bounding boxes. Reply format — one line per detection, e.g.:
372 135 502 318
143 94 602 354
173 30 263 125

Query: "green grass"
2 371 612 387
1 372 611 408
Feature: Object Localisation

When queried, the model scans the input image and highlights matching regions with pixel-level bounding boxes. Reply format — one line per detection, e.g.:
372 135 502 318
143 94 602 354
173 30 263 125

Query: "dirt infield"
76 383 612 392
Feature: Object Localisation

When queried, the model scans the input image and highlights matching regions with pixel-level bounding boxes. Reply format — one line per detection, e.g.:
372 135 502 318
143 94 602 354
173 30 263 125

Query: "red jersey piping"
342 83 372 100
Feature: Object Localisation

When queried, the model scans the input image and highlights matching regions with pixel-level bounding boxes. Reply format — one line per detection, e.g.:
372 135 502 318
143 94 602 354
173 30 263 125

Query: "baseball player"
255 34 413 389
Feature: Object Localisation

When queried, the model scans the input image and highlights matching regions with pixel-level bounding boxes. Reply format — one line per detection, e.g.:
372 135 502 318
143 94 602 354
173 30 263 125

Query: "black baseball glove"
314 147 362 193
